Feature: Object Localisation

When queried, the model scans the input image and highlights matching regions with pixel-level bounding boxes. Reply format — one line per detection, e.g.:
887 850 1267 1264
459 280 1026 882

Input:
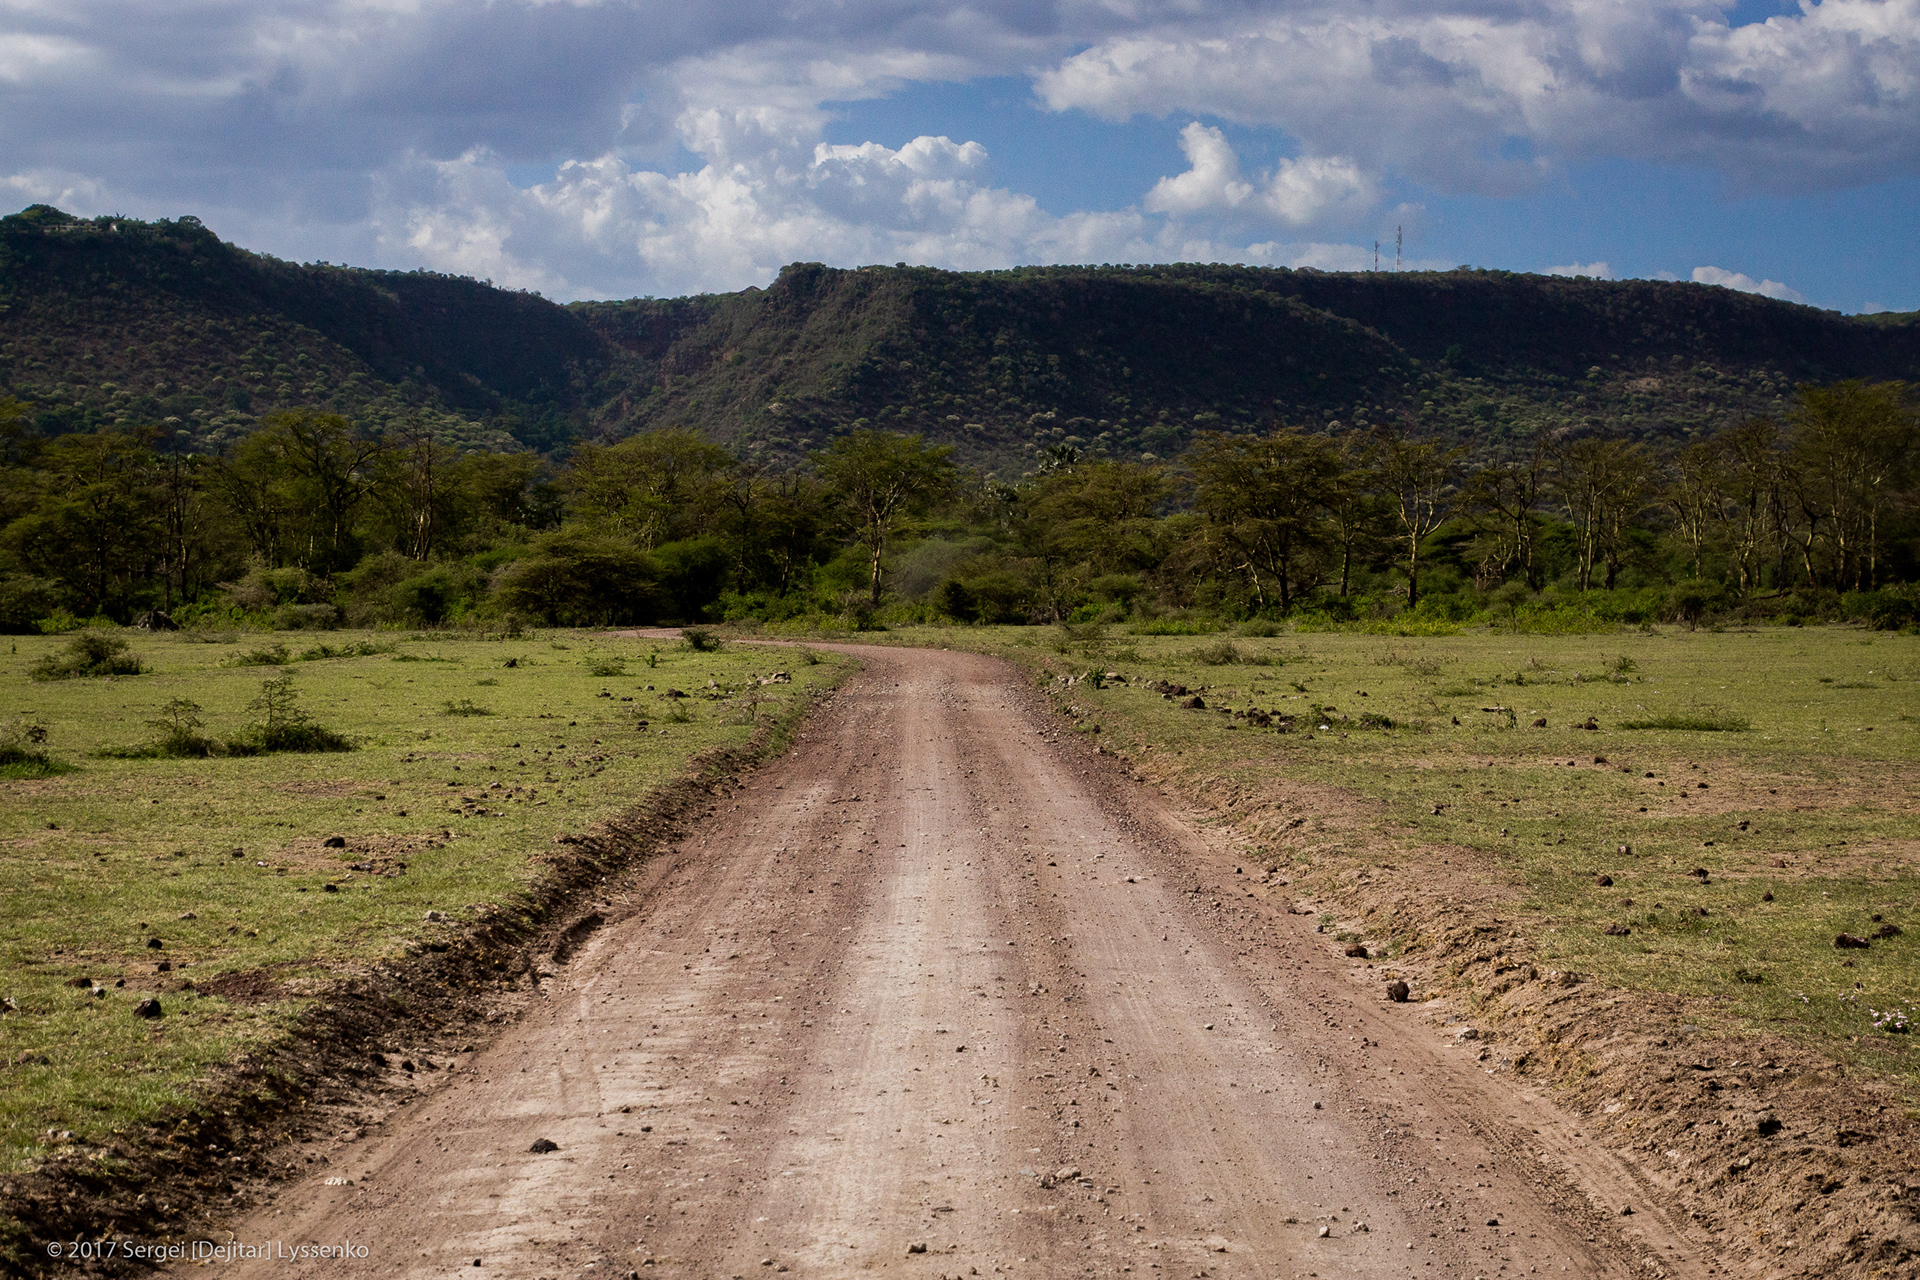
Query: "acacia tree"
151 450 219 610
1715 419 1785 596
1373 426 1460 609
568 427 737 549
272 410 388 573
1554 435 1650 591
1661 435 1726 582
4 429 160 618
1463 429 1549 589
1189 429 1336 611
816 430 954 605
1788 380 1916 589
1321 438 1391 599
215 409 386 573
1007 460 1172 620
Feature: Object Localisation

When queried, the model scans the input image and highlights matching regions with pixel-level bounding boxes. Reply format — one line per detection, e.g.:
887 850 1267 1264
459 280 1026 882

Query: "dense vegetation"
1 376 1912 636
0 204 641 456
2 202 1915 635
586 261 1920 476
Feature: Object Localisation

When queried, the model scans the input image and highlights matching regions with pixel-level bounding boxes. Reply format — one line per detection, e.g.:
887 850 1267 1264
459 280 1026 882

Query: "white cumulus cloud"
373 123 1170 299
2 1 1912 295
1037 1 1920 196
1545 261 1612 278
1691 265 1807 302
1145 123 1377 228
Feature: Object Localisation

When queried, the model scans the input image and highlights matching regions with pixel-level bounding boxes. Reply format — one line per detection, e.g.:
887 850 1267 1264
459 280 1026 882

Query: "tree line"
0 379 1913 635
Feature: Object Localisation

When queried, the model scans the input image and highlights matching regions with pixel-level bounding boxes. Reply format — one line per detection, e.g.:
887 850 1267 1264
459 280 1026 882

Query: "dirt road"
197 647 1704 1279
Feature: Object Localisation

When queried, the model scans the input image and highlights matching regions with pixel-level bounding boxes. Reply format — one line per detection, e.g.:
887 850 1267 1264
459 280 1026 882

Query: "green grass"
862 621 1920 1092
0 629 848 1176
1618 709 1752 731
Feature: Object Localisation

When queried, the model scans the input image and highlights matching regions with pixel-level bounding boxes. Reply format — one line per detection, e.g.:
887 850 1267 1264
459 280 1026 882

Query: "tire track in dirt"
190 647 1701 1280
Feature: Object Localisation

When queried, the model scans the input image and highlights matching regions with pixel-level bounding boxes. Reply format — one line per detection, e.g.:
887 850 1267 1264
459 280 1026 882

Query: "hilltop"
0 205 640 455
3 205 1916 473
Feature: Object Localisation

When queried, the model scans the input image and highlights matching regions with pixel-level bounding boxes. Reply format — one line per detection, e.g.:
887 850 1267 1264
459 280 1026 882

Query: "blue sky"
3 1 1916 311
823 74 1920 313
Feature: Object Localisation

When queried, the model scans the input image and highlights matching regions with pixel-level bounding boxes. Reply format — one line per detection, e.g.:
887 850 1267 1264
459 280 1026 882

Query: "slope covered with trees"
580 261 1920 475
4 204 1917 477
0 205 642 456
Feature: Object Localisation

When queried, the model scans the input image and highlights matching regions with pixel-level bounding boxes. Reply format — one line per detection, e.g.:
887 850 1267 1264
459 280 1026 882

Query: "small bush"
441 699 494 717
298 640 394 660
588 660 628 677
681 628 722 652
30 632 145 680
148 698 219 757
1842 586 1920 632
0 719 69 776
1054 620 1107 656
228 672 353 754
1619 709 1751 732
272 602 342 630
1130 617 1222 635
1193 639 1245 665
1194 639 1273 665
229 642 292 667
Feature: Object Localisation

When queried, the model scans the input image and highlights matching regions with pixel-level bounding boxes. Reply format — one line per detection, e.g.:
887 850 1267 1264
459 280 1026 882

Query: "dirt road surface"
194 647 1706 1279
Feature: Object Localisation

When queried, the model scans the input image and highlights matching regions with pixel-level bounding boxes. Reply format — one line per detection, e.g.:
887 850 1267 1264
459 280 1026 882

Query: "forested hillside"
3 204 1917 476
583 262 1920 475
0 205 640 456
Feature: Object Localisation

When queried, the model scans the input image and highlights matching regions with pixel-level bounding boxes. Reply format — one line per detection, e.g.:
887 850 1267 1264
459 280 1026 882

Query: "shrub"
681 627 722 652
654 535 731 622
147 698 219 757
1193 639 1244 665
441 699 494 717
1842 586 1920 632
228 672 353 753
494 531 667 626
1054 620 1107 656
229 642 292 667
30 632 145 680
298 640 394 660
0 719 69 776
273 602 342 630
0 575 62 635
1129 617 1223 635
936 578 975 622
959 571 1035 624
222 564 324 613
1619 708 1751 732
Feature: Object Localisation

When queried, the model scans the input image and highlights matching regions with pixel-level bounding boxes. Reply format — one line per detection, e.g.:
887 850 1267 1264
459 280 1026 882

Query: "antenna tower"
1373 241 1380 272
1395 226 1403 272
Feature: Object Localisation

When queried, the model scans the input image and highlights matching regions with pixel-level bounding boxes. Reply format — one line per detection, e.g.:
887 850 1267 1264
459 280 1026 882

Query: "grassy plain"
866 621 1920 1090
0 629 843 1177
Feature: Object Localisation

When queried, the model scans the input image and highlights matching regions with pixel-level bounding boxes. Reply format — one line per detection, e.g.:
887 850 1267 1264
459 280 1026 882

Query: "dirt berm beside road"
170 645 1726 1280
